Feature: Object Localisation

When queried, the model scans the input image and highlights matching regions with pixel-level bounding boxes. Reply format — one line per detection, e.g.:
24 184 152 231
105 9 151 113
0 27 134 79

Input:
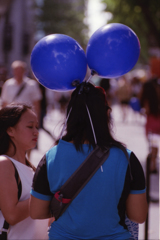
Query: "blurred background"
0 0 159 239
0 0 159 75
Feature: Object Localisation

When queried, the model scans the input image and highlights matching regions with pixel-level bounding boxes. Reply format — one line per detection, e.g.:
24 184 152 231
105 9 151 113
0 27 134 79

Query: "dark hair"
0 103 35 170
62 82 125 152
140 78 160 116
99 78 111 91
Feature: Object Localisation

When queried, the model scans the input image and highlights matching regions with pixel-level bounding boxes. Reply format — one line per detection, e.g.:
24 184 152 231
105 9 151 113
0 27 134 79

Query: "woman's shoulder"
110 147 133 167
0 155 18 168
110 146 131 156
47 140 71 155
46 144 58 155
0 155 13 165
0 155 15 179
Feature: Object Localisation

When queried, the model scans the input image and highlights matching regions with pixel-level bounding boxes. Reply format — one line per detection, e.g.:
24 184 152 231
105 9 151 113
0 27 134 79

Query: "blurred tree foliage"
102 0 160 63
34 0 88 48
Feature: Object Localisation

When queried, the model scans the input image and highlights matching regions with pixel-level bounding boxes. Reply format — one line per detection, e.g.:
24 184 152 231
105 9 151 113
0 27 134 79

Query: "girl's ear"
6 127 15 137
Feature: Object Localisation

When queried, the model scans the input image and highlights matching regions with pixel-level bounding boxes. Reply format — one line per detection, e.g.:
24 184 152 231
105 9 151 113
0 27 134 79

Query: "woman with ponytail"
30 82 147 240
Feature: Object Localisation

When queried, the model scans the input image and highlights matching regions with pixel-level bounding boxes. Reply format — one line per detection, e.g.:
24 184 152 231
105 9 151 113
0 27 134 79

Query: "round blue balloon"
86 23 140 78
30 34 87 91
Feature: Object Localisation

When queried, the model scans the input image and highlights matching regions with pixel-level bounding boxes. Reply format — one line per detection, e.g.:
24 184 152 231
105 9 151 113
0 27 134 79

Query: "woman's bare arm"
126 192 148 223
0 157 29 225
29 195 51 219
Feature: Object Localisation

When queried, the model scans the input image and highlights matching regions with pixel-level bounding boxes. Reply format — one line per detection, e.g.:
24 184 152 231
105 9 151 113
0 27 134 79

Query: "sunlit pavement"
30 104 159 240
111 104 159 240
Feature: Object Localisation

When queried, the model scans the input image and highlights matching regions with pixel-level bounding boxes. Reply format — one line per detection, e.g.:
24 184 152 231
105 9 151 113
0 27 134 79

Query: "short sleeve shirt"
1 77 42 105
31 140 146 240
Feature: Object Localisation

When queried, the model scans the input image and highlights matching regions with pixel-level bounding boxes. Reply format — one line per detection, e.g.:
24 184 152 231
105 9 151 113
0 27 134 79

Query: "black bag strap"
0 163 22 239
12 82 26 102
14 164 22 200
60 145 109 199
50 146 110 219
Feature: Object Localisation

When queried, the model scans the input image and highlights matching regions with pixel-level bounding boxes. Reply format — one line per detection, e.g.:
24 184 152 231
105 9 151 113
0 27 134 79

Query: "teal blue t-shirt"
31 139 146 240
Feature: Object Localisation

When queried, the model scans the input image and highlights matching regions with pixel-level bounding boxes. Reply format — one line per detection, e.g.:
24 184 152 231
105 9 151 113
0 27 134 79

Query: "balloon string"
86 74 93 83
86 104 97 145
60 104 97 146
86 70 96 83
60 107 72 139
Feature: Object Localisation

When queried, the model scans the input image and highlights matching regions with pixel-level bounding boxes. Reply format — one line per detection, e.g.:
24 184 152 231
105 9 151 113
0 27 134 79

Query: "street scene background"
30 100 159 240
0 0 159 239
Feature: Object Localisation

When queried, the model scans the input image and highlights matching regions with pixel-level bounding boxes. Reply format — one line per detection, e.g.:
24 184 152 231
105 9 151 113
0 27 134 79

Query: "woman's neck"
6 147 27 165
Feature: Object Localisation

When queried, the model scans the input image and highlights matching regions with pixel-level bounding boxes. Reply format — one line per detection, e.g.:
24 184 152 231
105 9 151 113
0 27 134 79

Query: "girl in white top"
0 103 48 240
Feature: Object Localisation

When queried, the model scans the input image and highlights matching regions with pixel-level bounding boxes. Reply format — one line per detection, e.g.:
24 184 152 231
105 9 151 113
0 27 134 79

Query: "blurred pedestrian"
130 76 142 98
30 82 147 240
140 77 160 173
0 64 7 97
99 78 113 106
116 76 132 122
128 76 142 122
0 103 48 239
53 91 71 113
1 61 42 122
38 84 55 142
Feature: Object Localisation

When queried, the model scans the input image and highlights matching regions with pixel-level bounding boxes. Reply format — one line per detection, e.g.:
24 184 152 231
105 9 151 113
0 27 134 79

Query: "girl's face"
8 109 39 151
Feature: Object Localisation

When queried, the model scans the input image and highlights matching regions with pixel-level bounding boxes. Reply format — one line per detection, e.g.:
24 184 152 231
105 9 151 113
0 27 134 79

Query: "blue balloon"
86 23 140 78
31 34 87 91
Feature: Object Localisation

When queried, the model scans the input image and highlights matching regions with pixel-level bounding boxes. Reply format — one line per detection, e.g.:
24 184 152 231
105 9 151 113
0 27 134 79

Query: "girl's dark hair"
62 82 126 152
140 78 160 116
0 103 36 170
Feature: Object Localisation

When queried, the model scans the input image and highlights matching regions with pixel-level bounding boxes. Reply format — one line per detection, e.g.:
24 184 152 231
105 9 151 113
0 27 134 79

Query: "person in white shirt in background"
1 60 42 122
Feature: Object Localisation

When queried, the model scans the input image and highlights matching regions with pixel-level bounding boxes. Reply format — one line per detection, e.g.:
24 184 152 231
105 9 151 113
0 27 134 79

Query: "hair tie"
72 80 80 87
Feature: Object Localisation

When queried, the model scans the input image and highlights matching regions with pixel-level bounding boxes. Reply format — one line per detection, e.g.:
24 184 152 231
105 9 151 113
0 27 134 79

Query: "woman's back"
30 83 147 240
43 140 145 239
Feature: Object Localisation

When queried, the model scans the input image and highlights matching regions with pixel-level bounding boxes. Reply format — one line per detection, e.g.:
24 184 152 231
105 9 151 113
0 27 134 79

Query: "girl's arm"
126 192 148 223
125 152 148 223
29 154 53 220
0 157 29 225
29 196 52 219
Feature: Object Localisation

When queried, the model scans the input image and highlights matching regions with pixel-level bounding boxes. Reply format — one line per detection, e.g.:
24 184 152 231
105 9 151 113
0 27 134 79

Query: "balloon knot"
78 82 90 94
72 80 80 87
91 70 97 75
